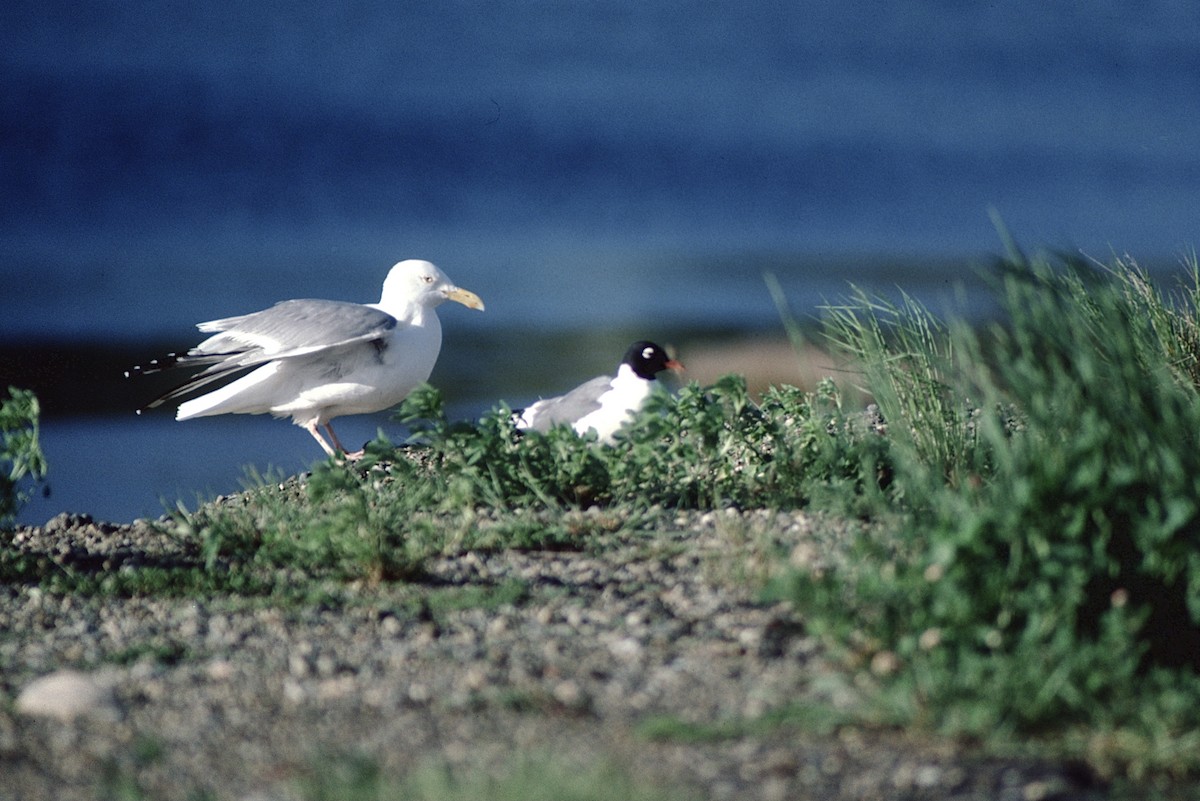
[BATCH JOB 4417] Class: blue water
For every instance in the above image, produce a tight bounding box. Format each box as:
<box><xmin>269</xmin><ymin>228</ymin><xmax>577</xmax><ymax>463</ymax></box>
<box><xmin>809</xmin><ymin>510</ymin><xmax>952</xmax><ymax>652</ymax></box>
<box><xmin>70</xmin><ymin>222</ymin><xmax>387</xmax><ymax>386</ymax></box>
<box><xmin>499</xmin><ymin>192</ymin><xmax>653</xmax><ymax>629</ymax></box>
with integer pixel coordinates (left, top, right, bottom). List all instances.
<box><xmin>4</xmin><ymin>1</ymin><xmax>1200</xmax><ymax>524</ymax></box>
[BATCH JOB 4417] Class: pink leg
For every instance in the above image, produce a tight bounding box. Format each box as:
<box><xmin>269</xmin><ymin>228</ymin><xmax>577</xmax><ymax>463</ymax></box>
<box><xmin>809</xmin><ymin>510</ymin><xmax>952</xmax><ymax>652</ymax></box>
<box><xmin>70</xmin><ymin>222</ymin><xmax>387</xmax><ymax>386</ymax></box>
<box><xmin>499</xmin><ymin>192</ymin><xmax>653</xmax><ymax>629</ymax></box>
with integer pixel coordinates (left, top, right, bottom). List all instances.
<box><xmin>302</xmin><ymin>420</ymin><xmax>338</xmax><ymax>458</ymax></box>
<box><xmin>324</xmin><ymin>422</ymin><xmax>364</xmax><ymax>460</ymax></box>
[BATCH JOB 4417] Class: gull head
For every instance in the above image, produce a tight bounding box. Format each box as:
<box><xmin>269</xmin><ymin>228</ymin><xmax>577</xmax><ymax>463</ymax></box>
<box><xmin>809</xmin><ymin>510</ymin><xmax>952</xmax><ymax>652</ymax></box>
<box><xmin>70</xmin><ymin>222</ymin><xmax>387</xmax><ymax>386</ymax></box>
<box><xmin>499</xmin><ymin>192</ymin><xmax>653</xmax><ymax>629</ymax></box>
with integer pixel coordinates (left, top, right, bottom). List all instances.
<box><xmin>380</xmin><ymin>259</ymin><xmax>485</xmax><ymax>313</ymax></box>
<box><xmin>622</xmin><ymin>340</ymin><xmax>683</xmax><ymax>380</ymax></box>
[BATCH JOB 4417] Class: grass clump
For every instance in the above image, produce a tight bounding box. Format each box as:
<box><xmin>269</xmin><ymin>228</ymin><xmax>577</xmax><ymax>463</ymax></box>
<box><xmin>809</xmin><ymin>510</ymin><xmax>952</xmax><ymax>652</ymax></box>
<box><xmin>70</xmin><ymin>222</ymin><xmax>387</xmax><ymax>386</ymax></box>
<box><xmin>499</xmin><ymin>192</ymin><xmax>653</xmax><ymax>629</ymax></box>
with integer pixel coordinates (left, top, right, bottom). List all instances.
<box><xmin>612</xmin><ymin>375</ymin><xmax>887</xmax><ymax>510</ymax></box>
<box><xmin>298</xmin><ymin>751</ymin><xmax>679</xmax><ymax>801</ymax></box>
<box><xmin>171</xmin><ymin>462</ymin><xmax>437</xmax><ymax>588</ymax></box>
<box><xmin>781</xmin><ymin>253</ymin><xmax>1200</xmax><ymax>786</ymax></box>
<box><xmin>395</xmin><ymin>386</ymin><xmax>614</xmax><ymax>509</ymax></box>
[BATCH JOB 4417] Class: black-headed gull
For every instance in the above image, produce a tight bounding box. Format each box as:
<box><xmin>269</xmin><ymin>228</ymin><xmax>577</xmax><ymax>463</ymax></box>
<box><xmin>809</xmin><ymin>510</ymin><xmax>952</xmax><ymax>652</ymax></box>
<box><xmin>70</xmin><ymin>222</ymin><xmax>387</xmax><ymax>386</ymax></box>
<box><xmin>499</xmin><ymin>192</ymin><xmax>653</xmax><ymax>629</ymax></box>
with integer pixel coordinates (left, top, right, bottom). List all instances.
<box><xmin>515</xmin><ymin>340</ymin><xmax>682</xmax><ymax>444</ymax></box>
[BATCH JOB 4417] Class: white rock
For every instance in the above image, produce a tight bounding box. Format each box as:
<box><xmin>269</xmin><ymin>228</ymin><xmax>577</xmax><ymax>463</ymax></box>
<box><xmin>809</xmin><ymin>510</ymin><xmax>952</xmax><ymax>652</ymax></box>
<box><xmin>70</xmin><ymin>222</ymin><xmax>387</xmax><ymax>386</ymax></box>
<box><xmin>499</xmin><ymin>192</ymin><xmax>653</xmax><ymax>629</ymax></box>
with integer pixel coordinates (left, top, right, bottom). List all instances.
<box><xmin>15</xmin><ymin>670</ymin><xmax>115</xmax><ymax>721</ymax></box>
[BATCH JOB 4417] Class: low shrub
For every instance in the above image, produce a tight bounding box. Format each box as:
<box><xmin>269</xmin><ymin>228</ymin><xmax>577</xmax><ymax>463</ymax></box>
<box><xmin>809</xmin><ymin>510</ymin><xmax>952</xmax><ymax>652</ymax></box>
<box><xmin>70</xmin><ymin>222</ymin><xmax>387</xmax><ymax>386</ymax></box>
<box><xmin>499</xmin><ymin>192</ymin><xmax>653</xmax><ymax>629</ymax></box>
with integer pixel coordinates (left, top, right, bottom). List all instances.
<box><xmin>393</xmin><ymin>374</ymin><xmax>889</xmax><ymax>514</ymax></box>
<box><xmin>784</xmin><ymin>254</ymin><xmax>1200</xmax><ymax>782</ymax></box>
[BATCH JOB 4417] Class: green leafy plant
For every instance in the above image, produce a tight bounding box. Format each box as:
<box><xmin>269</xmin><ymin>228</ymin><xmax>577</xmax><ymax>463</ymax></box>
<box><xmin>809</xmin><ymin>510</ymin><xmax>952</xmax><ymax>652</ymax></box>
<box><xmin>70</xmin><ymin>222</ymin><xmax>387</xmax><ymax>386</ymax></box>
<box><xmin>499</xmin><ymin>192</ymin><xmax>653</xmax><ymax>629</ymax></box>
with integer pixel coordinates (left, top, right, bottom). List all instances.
<box><xmin>173</xmin><ymin>462</ymin><xmax>435</xmax><ymax>586</ymax></box>
<box><xmin>136</xmin><ymin>373</ymin><xmax>890</xmax><ymax>595</ymax></box>
<box><xmin>397</xmin><ymin>383</ymin><xmax>614</xmax><ymax>509</ymax></box>
<box><xmin>1</xmin><ymin>386</ymin><xmax>47</xmax><ymax>528</ymax></box>
<box><xmin>392</xmin><ymin>376</ymin><xmax>887</xmax><ymax>514</ymax></box>
<box><xmin>610</xmin><ymin>375</ymin><xmax>890</xmax><ymax>512</ymax></box>
<box><xmin>782</xmin><ymin>252</ymin><xmax>1200</xmax><ymax>785</ymax></box>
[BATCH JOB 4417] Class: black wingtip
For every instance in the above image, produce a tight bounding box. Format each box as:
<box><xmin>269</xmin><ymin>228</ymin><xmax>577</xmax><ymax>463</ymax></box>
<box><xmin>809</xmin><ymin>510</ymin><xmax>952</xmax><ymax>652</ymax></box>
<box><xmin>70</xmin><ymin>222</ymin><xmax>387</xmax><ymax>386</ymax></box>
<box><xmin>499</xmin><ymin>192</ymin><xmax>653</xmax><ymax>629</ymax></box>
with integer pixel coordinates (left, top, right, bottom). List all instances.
<box><xmin>126</xmin><ymin>353</ymin><xmax>183</xmax><ymax>378</ymax></box>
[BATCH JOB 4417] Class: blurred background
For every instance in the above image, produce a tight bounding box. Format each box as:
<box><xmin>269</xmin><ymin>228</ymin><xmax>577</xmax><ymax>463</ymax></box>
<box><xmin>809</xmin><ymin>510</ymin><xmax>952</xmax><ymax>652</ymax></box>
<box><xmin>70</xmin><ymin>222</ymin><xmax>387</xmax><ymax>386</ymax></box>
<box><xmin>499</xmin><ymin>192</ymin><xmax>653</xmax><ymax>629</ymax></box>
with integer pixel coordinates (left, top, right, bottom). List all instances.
<box><xmin>3</xmin><ymin>1</ymin><xmax>1198</xmax><ymax>524</ymax></box>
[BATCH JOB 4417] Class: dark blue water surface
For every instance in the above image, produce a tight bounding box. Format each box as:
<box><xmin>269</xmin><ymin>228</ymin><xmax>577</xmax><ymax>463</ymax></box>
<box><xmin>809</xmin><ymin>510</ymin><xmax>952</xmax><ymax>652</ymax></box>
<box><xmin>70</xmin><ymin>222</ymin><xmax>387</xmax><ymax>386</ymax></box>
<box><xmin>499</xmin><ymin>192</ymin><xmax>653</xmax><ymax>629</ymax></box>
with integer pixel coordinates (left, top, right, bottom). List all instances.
<box><xmin>4</xmin><ymin>2</ymin><xmax>1199</xmax><ymax>523</ymax></box>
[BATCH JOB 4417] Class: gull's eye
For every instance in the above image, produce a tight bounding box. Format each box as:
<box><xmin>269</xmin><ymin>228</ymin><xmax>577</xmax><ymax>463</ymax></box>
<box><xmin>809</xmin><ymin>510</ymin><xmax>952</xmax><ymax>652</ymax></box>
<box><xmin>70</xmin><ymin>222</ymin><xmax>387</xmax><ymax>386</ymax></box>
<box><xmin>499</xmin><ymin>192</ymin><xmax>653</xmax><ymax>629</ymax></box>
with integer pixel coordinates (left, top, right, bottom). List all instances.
<box><xmin>642</xmin><ymin>347</ymin><xmax>655</xmax><ymax>360</ymax></box>
<box><xmin>422</xmin><ymin>275</ymin><xmax>435</xmax><ymax>284</ymax></box>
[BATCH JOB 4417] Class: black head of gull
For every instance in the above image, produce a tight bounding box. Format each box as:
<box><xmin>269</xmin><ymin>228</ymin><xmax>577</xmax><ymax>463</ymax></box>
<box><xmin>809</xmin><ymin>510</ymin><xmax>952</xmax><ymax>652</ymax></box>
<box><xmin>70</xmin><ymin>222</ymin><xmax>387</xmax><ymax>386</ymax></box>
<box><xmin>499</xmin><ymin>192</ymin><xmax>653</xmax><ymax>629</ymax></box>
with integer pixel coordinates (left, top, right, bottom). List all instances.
<box><xmin>515</xmin><ymin>340</ymin><xmax>683</xmax><ymax>444</ymax></box>
<box><xmin>126</xmin><ymin>259</ymin><xmax>484</xmax><ymax>459</ymax></box>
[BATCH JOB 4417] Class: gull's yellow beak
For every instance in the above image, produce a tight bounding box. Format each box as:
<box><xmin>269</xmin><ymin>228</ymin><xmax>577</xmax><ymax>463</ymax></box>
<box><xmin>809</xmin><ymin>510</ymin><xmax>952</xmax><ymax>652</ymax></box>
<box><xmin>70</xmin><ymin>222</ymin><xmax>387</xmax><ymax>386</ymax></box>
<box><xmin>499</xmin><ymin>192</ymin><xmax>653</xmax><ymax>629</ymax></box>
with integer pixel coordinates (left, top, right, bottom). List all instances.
<box><xmin>445</xmin><ymin>287</ymin><xmax>485</xmax><ymax>311</ymax></box>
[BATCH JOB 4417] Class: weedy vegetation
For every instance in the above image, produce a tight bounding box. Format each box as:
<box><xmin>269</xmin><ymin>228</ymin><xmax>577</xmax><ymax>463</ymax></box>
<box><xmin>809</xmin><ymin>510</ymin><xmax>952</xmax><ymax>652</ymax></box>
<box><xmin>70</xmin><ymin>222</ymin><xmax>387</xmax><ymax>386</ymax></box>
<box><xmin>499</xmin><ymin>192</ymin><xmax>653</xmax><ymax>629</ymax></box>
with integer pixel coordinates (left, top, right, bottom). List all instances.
<box><xmin>778</xmin><ymin>252</ymin><xmax>1200</xmax><ymax>791</ymax></box>
<box><xmin>123</xmin><ymin>362</ymin><xmax>887</xmax><ymax>601</ymax></box>
<box><xmin>0</xmin><ymin>386</ymin><xmax>47</xmax><ymax>528</ymax></box>
<box><xmin>297</xmin><ymin>751</ymin><xmax>679</xmax><ymax>801</ymax></box>
<box><xmin>7</xmin><ymin>249</ymin><xmax>1200</xmax><ymax>797</ymax></box>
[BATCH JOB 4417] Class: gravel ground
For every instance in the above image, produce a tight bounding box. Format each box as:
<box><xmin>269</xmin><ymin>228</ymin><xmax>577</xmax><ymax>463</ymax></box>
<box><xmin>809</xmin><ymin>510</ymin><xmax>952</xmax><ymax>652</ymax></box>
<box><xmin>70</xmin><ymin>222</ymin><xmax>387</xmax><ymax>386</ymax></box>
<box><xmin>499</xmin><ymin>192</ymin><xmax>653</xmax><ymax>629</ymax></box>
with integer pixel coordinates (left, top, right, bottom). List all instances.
<box><xmin>1</xmin><ymin>508</ymin><xmax>1107</xmax><ymax>801</ymax></box>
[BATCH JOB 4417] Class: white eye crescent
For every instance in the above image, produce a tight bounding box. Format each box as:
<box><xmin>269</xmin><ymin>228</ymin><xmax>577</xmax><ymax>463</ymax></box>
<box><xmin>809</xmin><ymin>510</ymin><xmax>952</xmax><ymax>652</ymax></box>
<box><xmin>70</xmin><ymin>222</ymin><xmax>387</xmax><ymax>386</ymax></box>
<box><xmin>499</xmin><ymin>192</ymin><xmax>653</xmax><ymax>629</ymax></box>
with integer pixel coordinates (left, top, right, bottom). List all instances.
<box><xmin>642</xmin><ymin>347</ymin><xmax>654</xmax><ymax>360</ymax></box>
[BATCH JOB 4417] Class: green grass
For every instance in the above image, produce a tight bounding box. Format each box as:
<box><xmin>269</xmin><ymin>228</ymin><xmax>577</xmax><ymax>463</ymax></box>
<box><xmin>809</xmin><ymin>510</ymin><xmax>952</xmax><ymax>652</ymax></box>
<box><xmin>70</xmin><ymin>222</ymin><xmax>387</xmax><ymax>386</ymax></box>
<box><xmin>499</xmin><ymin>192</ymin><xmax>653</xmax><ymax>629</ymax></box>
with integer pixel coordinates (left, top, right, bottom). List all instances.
<box><xmin>780</xmin><ymin>251</ymin><xmax>1200</xmax><ymax>789</ymax></box>
<box><xmin>298</xmin><ymin>752</ymin><xmax>680</xmax><ymax>801</ymax></box>
<box><xmin>637</xmin><ymin>701</ymin><xmax>859</xmax><ymax>743</ymax></box>
<box><xmin>423</xmin><ymin>576</ymin><xmax>531</xmax><ymax>614</ymax></box>
<box><xmin>95</xmin><ymin>740</ymin><xmax>678</xmax><ymax>801</ymax></box>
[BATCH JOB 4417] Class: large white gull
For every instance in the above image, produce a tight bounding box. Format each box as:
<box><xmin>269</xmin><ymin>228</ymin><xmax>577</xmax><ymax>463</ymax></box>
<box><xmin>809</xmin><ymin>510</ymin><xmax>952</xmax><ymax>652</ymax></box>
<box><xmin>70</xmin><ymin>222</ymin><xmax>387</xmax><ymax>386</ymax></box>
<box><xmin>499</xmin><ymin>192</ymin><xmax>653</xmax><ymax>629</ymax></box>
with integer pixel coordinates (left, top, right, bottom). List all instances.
<box><xmin>515</xmin><ymin>340</ymin><xmax>683</xmax><ymax>444</ymax></box>
<box><xmin>129</xmin><ymin>259</ymin><xmax>484</xmax><ymax>457</ymax></box>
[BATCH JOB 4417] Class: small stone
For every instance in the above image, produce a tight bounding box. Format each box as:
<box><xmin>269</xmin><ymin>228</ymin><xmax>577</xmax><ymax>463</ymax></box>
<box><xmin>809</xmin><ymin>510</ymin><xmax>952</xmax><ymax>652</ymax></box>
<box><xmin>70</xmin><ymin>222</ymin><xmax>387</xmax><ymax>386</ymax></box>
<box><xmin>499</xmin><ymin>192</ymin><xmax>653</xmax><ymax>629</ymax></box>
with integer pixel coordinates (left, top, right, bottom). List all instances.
<box><xmin>552</xmin><ymin>680</ymin><xmax>583</xmax><ymax>707</ymax></box>
<box><xmin>870</xmin><ymin>650</ymin><xmax>900</xmax><ymax>676</ymax></box>
<box><xmin>608</xmin><ymin>637</ymin><xmax>642</xmax><ymax>659</ymax></box>
<box><xmin>761</xmin><ymin>777</ymin><xmax>789</xmax><ymax>801</ymax></box>
<box><xmin>915</xmin><ymin>764</ymin><xmax>942</xmax><ymax>788</ymax></box>
<box><xmin>918</xmin><ymin>628</ymin><xmax>942</xmax><ymax>650</ymax></box>
<box><xmin>15</xmin><ymin>670</ymin><xmax>115</xmax><ymax>721</ymax></box>
<box><xmin>288</xmin><ymin>654</ymin><xmax>310</xmax><ymax>677</ymax></box>
<box><xmin>206</xmin><ymin>659</ymin><xmax>235</xmax><ymax>681</ymax></box>
<box><xmin>1023</xmin><ymin>780</ymin><xmax>1050</xmax><ymax>801</ymax></box>
<box><xmin>282</xmin><ymin>678</ymin><xmax>305</xmax><ymax>704</ymax></box>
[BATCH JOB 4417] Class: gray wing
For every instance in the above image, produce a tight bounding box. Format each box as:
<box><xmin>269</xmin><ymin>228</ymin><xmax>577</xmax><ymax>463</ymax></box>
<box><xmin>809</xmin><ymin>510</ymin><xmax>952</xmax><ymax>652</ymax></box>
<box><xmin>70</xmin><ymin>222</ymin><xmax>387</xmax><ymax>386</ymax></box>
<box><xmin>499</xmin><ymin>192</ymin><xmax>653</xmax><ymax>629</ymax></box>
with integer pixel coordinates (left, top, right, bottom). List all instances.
<box><xmin>195</xmin><ymin>299</ymin><xmax>396</xmax><ymax>357</ymax></box>
<box><xmin>518</xmin><ymin>375</ymin><xmax>613</xmax><ymax>432</ymax></box>
<box><xmin>134</xmin><ymin>299</ymin><xmax>397</xmax><ymax>409</ymax></box>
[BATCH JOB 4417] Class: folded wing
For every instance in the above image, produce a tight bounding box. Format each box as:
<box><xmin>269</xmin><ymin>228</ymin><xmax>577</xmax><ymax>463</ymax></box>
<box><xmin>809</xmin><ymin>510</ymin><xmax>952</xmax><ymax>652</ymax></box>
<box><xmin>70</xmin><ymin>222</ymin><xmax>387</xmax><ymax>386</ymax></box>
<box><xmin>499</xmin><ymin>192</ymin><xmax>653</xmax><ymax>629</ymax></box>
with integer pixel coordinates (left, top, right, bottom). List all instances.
<box><xmin>516</xmin><ymin>375</ymin><xmax>613</xmax><ymax>432</ymax></box>
<box><xmin>135</xmin><ymin>299</ymin><xmax>398</xmax><ymax>410</ymax></box>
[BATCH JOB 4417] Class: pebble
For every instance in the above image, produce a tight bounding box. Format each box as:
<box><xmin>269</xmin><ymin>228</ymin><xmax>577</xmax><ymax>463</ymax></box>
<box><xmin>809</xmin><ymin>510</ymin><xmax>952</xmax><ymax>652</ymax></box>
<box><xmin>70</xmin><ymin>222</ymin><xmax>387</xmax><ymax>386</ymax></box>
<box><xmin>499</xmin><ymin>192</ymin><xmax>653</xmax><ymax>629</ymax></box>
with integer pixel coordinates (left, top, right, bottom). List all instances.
<box><xmin>0</xmin><ymin>506</ymin><xmax>1108</xmax><ymax>801</ymax></box>
<box><xmin>15</xmin><ymin>669</ymin><xmax>116</xmax><ymax>722</ymax></box>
